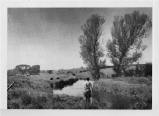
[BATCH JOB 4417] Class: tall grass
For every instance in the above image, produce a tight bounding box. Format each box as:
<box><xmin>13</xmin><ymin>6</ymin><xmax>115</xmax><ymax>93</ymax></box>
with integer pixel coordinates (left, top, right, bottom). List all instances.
<box><xmin>8</xmin><ymin>75</ymin><xmax>85</xmax><ymax>109</ymax></box>
<box><xmin>8</xmin><ymin>88</ymin><xmax>85</xmax><ymax>109</ymax></box>
<box><xmin>92</xmin><ymin>78</ymin><xmax>152</xmax><ymax>109</ymax></box>
<box><xmin>8</xmin><ymin>73</ymin><xmax>152</xmax><ymax>109</ymax></box>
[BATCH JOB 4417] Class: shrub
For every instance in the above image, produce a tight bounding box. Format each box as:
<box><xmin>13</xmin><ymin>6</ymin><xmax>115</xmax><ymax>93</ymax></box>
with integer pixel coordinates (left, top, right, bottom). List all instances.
<box><xmin>7</xmin><ymin>69</ymin><xmax>18</xmax><ymax>76</ymax></box>
<box><xmin>15</xmin><ymin>64</ymin><xmax>31</xmax><ymax>75</ymax></box>
<box><xmin>125</xmin><ymin>69</ymin><xmax>135</xmax><ymax>77</ymax></box>
<box><xmin>29</xmin><ymin>65</ymin><xmax>40</xmax><ymax>75</ymax></box>
<box><xmin>144</xmin><ymin>63</ymin><xmax>152</xmax><ymax>76</ymax></box>
<box><xmin>47</xmin><ymin>70</ymin><xmax>52</xmax><ymax>74</ymax></box>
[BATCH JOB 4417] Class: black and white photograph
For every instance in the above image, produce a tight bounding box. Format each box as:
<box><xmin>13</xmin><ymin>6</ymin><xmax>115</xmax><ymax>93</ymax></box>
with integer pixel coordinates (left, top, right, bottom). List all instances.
<box><xmin>7</xmin><ymin>7</ymin><xmax>152</xmax><ymax>109</ymax></box>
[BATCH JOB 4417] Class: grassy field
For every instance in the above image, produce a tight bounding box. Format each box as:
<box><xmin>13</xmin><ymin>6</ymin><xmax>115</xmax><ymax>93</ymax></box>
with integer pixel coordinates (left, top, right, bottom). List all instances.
<box><xmin>92</xmin><ymin>77</ymin><xmax>152</xmax><ymax>109</ymax></box>
<box><xmin>7</xmin><ymin>68</ymin><xmax>152</xmax><ymax>109</ymax></box>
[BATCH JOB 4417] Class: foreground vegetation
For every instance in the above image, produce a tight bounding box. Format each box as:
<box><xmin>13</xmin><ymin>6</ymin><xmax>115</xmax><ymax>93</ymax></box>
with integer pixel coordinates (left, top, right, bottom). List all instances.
<box><xmin>8</xmin><ymin>73</ymin><xmax>85</xmax><ymax>109</ymax></box>
<box><xmin>7</xmin><ymin>69</ymin><xmax>152</xmax><ymax>109</ymax></box>
<box><xmin>92</xmin><ymin>77</ymin><xmax>152</xmax><ymax>109</ymax></box>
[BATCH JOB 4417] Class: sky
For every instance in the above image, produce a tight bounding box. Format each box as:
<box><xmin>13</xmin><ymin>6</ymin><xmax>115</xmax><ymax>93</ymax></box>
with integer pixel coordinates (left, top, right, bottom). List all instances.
<box><xmin>7</xmin><ymin>8</ymin><xmax>152</xmax><ymax>70</ymax></box>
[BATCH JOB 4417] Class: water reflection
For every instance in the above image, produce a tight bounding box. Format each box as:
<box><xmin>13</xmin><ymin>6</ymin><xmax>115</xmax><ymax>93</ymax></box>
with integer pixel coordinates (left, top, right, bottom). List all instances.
<box><xmin>50</xmin><ymin>78</ymin><xmax>78</xmax><ymax>90</ymax></box>
<box><xmin>53</xmin><ymin>80</ymin><xmax>93</xmax><ymax>97</ymax></box>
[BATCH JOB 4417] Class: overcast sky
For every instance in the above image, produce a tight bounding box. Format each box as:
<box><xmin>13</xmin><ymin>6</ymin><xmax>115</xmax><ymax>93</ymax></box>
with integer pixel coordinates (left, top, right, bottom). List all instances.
<box><xmin>7</xmin><ymin>8</ymin><xmax>152</xmax><ymax>70</ymax></box>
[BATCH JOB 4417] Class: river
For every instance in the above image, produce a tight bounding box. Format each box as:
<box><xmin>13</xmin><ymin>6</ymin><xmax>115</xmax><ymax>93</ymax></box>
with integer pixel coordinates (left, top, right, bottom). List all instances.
<box><xmin>53</xmin><ymin>80</ymin><xmax>93</xmax><ymax>97</ymax></box>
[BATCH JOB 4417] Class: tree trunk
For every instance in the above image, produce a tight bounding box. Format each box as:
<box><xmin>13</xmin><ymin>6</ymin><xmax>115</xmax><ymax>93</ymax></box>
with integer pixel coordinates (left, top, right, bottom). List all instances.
<box><xmin>96</xmin><ymin>67</ymin><xmax>100</xmax><ymax>80</ymax></box>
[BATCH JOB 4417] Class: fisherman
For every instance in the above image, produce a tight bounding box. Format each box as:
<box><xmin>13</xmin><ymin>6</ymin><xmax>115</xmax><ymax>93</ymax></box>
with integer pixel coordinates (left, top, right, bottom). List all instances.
<box><xmin>84</xmin><ymin>77</ymin><xmax>93</xmax><ymax>108</ymax></box>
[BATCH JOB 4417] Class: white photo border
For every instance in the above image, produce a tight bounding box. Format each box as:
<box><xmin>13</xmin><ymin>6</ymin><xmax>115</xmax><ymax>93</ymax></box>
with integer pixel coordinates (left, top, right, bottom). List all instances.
<box><xmin>1</xmin><ymin>0</ymin><xmax>159</xmax><ymax>116</ymax></box>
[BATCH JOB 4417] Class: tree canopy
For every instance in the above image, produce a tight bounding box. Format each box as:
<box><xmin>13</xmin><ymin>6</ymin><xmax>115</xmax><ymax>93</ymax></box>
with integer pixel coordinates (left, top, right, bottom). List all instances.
<box><xmin>107</xmin><ymin>11</ymin><xmax>152</xmax><ymax>74</ymax></box>
<box><xmin>79</xmin><ymin>14</ymin><xmax>105</xmax><ymax>80</ymax></box>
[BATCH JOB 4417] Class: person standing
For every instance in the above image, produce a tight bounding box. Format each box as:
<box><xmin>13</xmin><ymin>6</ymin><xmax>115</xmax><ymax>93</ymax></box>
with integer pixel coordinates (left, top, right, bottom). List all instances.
<box><xmin>84</xmin><ymin>77</ymin><xmax>93</xmax><ymax>108</ymax></box>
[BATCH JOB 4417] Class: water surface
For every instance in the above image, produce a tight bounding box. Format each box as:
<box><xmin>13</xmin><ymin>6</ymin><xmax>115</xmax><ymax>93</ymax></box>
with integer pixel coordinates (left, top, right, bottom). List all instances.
<box><xmin>53</xmin><ymin>80</ymin><xmax>93</xmax><ymax>97</ymax></box>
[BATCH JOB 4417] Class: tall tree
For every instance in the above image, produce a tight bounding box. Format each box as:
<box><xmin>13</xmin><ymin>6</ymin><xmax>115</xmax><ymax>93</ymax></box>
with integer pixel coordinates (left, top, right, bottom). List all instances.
<box><xmin>79</xmin><ymin>14</ymin><xmax>105</xmax><ymax>80</ymax></box>
<box><xmin>107</xmin><ymin>11</ymin><xmax>152</xmax><ymax>75</ymax></box>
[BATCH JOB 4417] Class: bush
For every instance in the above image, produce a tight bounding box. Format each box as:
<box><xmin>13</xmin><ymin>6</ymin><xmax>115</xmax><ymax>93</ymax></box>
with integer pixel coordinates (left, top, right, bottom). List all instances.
<box><xmin>29</xmin><ymin>65</ymin><xmax>40</xmax><ymax>75</ymax></box>
<box><xmin>15</xmin><ymin>64</ymin><xmax>31</xmax><ymax>75</ymax></box>
<box><xmin>124</xmin><ymin>63</ymin><xmax>152</xmax><ymax>77</ymax></box>
<box><xmin>144</xmin><ymin>63</ymin><xmax>152</xmax><ymax>76</ymax></box>
<box><xmin>47</xmin><ymin>70</ymin><xmax>52</xmax><ymax>74</ymax></box>
<box><xmin>125</xmin><ymin>69</ymin><xmax>135</xmax><ymax>77</ymax></box>
<box><xmin>7</xmin><ymin>69</ymin><xmax>18</xmax><ymax>76</ymax></box>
